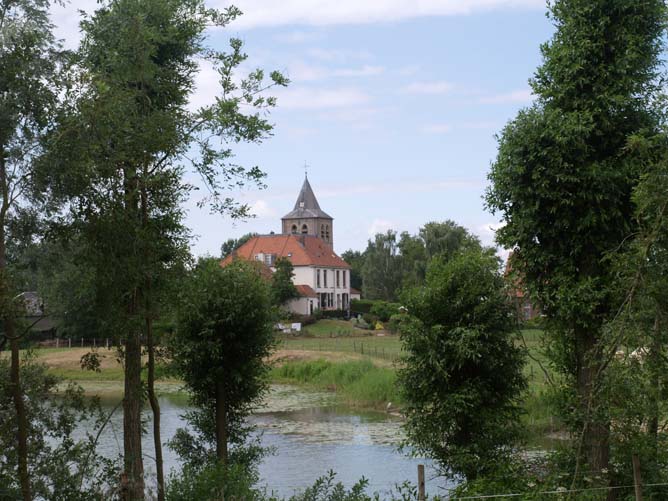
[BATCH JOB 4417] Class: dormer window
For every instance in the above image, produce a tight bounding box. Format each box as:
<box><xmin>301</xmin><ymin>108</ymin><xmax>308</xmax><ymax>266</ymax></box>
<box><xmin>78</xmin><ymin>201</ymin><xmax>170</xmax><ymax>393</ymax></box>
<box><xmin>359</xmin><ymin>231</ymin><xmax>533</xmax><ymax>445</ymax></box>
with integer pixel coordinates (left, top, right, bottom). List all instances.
<box><xmin>299</xmin><ymin>201</ymin><xmax>305</xmax><ymax>208</ymax></box>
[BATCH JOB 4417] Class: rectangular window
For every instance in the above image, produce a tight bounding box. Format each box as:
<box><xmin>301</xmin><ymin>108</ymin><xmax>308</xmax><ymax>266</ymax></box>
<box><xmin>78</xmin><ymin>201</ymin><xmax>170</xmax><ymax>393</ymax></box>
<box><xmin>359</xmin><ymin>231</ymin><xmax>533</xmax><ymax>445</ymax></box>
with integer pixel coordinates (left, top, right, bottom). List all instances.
<box><xmin>336</xmin><ymin>270</ymin><xmax>340</xmax><ymax>287</ymax></box>
<box><xmin>343</xmin><ymin>271</ymin><xmax>347</xmax><ymax>288</ymax></box>
<box><xmin>317</xmin><ymin>269</ymin><xmax>321</xmax><ymax>288</ymax></box>
<box><xmin>324</xmin><ymin>269</ymin><xmax>328</xmax><ymax>288</ymax></box>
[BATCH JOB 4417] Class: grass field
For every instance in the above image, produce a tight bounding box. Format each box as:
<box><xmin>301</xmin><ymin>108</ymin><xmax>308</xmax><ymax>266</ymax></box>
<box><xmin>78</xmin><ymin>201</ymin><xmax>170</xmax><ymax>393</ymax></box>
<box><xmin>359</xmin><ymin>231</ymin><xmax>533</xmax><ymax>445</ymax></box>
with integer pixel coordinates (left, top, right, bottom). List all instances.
<box><xmin>10</xmin><ymin>322</ymin><xmax>559</xmax><ymax>433</ymax></box>
<box><xmin>279</xmin><ymin>334</ymin><xmax>403</xmax><ymax>362</ymax></box>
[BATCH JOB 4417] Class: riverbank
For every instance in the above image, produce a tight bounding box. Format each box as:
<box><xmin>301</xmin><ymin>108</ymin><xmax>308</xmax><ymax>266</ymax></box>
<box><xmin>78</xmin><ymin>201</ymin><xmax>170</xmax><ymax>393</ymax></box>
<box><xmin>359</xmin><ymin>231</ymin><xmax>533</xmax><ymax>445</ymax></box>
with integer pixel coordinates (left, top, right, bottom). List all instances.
<box><xmin>15</xmin><ymin>328</ymin><xmax>561</xmax><ymax>439</ymax></box>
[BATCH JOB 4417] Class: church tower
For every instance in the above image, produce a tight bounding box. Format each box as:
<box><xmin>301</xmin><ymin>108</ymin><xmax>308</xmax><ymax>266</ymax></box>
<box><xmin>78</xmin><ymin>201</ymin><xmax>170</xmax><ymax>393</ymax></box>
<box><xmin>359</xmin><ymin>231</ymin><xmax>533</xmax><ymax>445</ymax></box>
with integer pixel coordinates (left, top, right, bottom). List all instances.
<box><xmin>281</xmin><ymin>176</ymin><xmax>334</xmax><ymax>248</ymax></box>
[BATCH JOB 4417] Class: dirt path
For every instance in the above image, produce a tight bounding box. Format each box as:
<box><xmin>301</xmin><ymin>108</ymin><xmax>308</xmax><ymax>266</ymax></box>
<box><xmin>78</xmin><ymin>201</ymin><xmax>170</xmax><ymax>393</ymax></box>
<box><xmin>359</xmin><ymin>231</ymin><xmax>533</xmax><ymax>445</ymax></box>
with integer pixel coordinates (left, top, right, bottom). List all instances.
<box><xmin>25</xmin><ymin>347</ymin><xmax>395</xmax><ymax>372</ymax></box>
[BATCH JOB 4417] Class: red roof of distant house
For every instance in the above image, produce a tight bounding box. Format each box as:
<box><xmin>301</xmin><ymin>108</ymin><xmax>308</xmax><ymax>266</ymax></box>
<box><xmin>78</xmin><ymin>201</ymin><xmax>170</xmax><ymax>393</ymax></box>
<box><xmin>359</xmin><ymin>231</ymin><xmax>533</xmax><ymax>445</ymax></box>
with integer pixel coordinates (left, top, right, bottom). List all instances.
<box><xmin>350</xmin><ymin>287</ymin><xmax>361</xmax><ymax>295</ymax></box>
<box><xmin>221</xmin><ymin>234</ymin><xmax>350</xmax><ymax>269</ymax></box>
<box><xmin>295</xmin><ymin>284</ymin><xmax>317</xmax><ymax>298</ymax></box>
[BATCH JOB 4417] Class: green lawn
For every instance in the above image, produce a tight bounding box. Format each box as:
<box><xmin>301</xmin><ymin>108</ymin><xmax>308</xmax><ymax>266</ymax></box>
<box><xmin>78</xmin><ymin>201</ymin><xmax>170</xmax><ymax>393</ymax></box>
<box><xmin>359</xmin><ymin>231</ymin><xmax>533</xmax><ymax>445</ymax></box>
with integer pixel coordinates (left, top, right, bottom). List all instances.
<box><xmin>300</xmin><ymin>319</ymin><xmax>357</xmax><ymax>337</ymax></box>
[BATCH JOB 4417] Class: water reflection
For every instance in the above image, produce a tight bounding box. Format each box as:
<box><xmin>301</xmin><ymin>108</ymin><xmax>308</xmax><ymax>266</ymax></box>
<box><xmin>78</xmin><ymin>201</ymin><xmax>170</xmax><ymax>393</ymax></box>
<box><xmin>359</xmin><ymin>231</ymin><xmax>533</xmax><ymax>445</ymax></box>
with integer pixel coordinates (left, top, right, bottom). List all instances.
<box><xmin>86</xmin><ymin>385</ymin><xmax>451</xmax><ymax>498</ymax></box>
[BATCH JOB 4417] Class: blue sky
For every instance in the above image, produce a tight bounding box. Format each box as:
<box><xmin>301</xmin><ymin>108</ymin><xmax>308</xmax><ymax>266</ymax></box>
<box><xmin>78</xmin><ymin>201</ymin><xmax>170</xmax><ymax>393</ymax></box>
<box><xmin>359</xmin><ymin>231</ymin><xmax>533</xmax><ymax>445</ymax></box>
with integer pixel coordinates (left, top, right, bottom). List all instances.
<box><xmin>51</xmin><ymin>0</ymin><xmax>555</xmax><ymax>258</ymax></box>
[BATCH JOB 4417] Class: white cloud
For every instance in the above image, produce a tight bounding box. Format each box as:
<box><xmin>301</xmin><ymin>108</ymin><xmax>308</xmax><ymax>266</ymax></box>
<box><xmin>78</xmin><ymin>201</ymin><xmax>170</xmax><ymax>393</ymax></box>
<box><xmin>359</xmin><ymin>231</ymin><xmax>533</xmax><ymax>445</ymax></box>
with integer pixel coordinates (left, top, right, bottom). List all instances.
<box><xmin>222</xmin><ymin>0</ymin><xmax>546</xmax><ymax>29</ymax></box>
<box><xmin>368</xmin><ymin>219</ymin><xmax>395</xmax><ymax>236</ymax></box>
<box><xmin>478</xmin><ymin>89</ymin><xmax>533</xmax><ymax>104</ymax></box>
<box><xmin>250</xmin><ymin>199</ymin><xmax>277</xmax><ymax>218</ymax></box>
<box><xmin>287</xmin><ymin>61</ymin><xmax>384</xmax><ymax>82</ymax></box>
<box><xmin>50</xmin><ymin>1</ymin><xmax>94</xmax><ymax>49</ymax></box>
<box><xmin>275</xmin><ymin>30</ymin><xmax>323</xmax><ymax>44</ymax></box>
<box><xmin>189</xmin><ymin>59</ymin><xmax>220</xmax><ymax>111</ymax></box>
<box><xmin>402</xmin><ymin>81</ymin><xmax>455</xmax><ymax>95</ymax></box>
<box><xmin>275</xmin><ymin>86</ymin><xmax>370</xmax><ymax>110</ymax></box>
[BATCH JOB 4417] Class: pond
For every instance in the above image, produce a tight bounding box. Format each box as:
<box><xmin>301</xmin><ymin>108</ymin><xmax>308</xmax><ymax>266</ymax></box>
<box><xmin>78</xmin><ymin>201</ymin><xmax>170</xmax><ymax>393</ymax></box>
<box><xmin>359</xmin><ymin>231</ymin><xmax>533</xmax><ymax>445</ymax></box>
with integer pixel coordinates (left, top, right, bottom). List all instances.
<box><xmin>89</xmin><ymin>384</ymin><xmax>453</xmax><ymax>498</ymax></box>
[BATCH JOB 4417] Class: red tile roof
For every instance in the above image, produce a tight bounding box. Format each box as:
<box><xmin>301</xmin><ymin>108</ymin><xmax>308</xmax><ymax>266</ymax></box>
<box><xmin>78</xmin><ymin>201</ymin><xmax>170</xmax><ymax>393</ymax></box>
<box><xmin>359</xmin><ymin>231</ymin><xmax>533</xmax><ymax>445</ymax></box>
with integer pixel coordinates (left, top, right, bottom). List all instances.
<box><xmin>350</xmin><ymin>287</ymin><xmax>361</xmax><ymax>295</ymax></box>
<box><xmin>221</xmin><ymin>234</ymin><xmax>350</xmax><ymax>269</ymax></box>
<box><xmin>295</xmin><ymin>284</ymin><xmax>317</xmax><ymax>298</ymax></box>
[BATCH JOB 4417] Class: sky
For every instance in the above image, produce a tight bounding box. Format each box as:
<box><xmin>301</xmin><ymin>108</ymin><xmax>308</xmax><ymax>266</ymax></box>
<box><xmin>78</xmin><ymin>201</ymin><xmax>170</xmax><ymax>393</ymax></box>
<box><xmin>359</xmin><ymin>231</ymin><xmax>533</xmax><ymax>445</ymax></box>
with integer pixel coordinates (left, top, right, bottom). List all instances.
<box><xmin>49</xmin><ymin>0</ymin><xmax>555</xmax><ymax>258</ymax></box>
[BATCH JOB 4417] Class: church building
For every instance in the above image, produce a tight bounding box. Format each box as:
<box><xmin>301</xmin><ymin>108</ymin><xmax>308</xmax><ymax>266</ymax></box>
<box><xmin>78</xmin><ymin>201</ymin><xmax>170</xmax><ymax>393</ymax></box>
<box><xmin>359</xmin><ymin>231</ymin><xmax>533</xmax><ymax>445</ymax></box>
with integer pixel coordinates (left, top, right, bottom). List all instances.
<box><xmin>221</xmin><ymin>176</ymin><xmax>358</xmax><ymax>315</ymax></box>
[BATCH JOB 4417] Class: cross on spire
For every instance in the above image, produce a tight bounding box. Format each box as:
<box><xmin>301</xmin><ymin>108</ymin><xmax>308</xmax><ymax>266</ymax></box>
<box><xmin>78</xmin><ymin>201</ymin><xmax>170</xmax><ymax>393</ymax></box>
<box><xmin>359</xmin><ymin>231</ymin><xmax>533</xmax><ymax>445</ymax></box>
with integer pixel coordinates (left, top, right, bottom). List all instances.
<box><xmin>303</xmin><ymin>161</ymin><xmax>309</xmax><ymax>179</ymax></box>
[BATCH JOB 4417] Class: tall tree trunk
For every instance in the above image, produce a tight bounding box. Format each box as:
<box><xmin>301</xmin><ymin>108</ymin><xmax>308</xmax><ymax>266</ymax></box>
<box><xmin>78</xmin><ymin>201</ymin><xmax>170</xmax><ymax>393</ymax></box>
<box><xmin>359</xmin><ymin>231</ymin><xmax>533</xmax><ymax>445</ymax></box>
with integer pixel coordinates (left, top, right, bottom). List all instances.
<box><xmin>1</xmin><ymin>152</ymin><xmax>31</xmax><ymax>500</ymax></box>
<box><xmin>648</xmin><ymin>313</ymin><xmax>661</xmax><ymax>452</ymax></box>
<box><xmin>575</xmin><ymin>328</ymin><xmax>610</xmax><ymax>475</ymax></box>
<box><xmin>215</xmin><ymin>382</ymin><xmax>228</xmax><ymax>465</ymax></box>
<box><xmin>123</xmin><ymin>325</ymin><xmax>144</xmax><ymax>501</ymax></box>
<box><xmin>146</xmin><ymin>313</ymin><xmax>164</xmax><ymax>501</ymax></box>
<box><xmin>142</xmin><ymin>184</ymin><xmax>164</xmax><ymax>501</ymax></box>
<box><xmin>122</xmin><ymin>169</ymin><xmax>144</xmax><ymax>501</ymax></box>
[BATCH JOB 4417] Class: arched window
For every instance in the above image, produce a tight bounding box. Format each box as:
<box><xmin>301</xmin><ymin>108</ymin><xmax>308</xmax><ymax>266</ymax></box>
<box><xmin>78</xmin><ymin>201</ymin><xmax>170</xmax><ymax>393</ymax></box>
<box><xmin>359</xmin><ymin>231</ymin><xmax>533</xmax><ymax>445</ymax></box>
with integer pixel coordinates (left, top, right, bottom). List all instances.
<box><xmin>325</xmin><ymin>225</ymin><xmax>330</xmax><ymax>241</ymax></box>
<box><xmin>301</xmin><ymin>224</ymin><xmax>308</xmax><ymax>234</ymax></box>
<box><xmin>320</xmin><ymin>224</ymin><xmax>325</xmax><ymax>239</ymax></box>
<box><xmin>291</xmin><ymin>224</ymin><xmax>297</xmax><ymax>234</ymax></box>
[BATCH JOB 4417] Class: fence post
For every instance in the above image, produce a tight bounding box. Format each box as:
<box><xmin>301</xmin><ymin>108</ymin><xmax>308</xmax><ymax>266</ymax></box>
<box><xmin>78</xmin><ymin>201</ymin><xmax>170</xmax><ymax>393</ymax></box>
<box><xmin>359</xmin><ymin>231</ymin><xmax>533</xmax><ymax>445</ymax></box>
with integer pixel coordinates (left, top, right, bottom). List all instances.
<box><xmin>361</xmin><ymin>343</ymin><xmax>364</xmax><ymax>355</ymax></box>
<box><xmin>417</xmin><ymin>464</ymin><xmax>425</xmax><ymax>501</ymax></box>
<box><xmin>93</xmin><ymin>338</ymin><xmax>96</xmax><ymax>348</ymax></box>
<box><xmin>106</xmin><ymin>338</ymin><xmax>109</xmax><ymax>349</ymax></box>
<box><xmin>81</xmin><ymin>338</ymin><xmax>83</xmax><ymax>348</ymax></box>
<box><xmin>56</xmin><ymin>338</ymin><xmax>59</xmax><ymax>349</ymax></box>
<box><xmin>632</xmin><ymin>454</ymin><xmax>643</xmax><ymax>501</ymax></box>
<box><xmin>68</xmin><ymin>338</ymin><xmax>71</xmax><ymax>349</ymax></box>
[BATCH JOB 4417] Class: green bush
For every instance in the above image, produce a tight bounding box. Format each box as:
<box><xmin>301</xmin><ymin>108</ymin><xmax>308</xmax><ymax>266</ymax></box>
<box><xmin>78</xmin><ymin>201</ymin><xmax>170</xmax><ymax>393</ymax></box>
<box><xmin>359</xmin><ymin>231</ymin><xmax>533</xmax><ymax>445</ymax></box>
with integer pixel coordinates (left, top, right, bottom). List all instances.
<box><xmin>167</xmin><ymin>463</ymin><xmax>264</xmax><ymax>501</ymax></box>
<box><xmin>362</xmin><ymin>313</ymin><xmax>379</xmax><ymax>326</ymax></box>
<box><xmin>386</xmin><ymin>313</ymin><xmax>406</xmax><ymax>334</ymax></box>
<box><xmin>350</xmin><ymin>299</ymin><xmax>374</xmax><ymax>314</ymax></box>
<box><xmin>369</xmin><ymin>301</ymin><xmax>400</xmax><ymax>322</ymax></box>
<box><xmin>522</xmin><ymin>316</ymin><xmax>544</xmax><ymax>329</ymax></box>
<box><xmin>320</xmin><ymin>309</ymin><xmax>346</xmax><ymax>319</ymax></box>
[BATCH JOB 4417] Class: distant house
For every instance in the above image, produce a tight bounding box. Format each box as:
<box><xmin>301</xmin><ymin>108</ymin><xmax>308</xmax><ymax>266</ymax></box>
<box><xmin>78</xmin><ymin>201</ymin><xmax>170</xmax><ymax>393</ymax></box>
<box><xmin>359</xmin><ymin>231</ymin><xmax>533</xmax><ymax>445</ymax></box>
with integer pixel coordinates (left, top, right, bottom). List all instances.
<box><xmin>221</xmin><ymin>176</ymin><xmax>353</xmax><ymax>315</ymax></box>
<box><xmin>504</xmin><ymin>255</ymin><xmax>541</xmax><ymax>322</ymax></box>
<box><xmin>17</xmin><ymin>292</ymin><xmax>58</xmax><ymax>339</ymax></box>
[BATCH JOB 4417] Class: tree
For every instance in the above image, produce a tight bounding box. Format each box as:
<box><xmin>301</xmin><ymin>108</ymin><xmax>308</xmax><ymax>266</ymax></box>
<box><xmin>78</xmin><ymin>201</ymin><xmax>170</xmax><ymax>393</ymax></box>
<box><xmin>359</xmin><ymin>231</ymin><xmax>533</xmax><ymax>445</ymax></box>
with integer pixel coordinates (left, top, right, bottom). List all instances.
<box><xmin>0</xmin><ymin>356</ymin><xmax>117</xmax><ymax>500</ymax></box>
<box><xmin>361</xmin><ymin>230</ymin><xmax>404</xmax><ymax>301</ymax></box>
<box><xmin>398</xmin><ymin>249</ymin><xmax>526</xmax><ymax>481</ymax></box>
<box><xmin>270</xmin><ymin>257</ymin><xmax>298</xmax><ymax>307</ymax></box>
<box><xmin>341</xmin><ymin>249</ymin><xmax>364</xmax><ymax>291</ymax></box>
<box><xmin>486</xmin><ymin>0</ymin><xmax>666</xmax><ymax>477</ymax></box>
<box><xmin>419</xmin><ymin>220</ymin><xmax>482</xmax><ymax>262</ymax></box>
<box><xmin>221</xmin><ymin>232</ymin><xmax>258</xmax><ymax>259</ymax></box>
<box><xmin>41</xmin><ymin>2</ymin><xmax>287</xmax><ymax>497</ymax></box>
<box><xmin>0</xmin><ymin>1</ymin><xmax>65</xmax><ymax>498</ymax></box>
<box><xmin>170</xmin><ymin>259</ymin><xmax>275</xmax><ymax>468</ymax></box>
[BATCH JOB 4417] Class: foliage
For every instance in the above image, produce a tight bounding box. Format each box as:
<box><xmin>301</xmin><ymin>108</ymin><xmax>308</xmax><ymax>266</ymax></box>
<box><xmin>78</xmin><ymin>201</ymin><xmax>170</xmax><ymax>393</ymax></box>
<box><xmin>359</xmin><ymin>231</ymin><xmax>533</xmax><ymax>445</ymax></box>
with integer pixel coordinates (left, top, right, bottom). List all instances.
<box><xmin>0</xmin><ymin>355</ymin><xmax>118</xmax><ymax>500</ymax></box>
<box><xmin>369</xmin><ymin>301</ymin><xmax>400</xmax><ymax>322</ymax></box>
<box><xmin>350</xmin><ymin>299</ymin><xmax>374</xmax><ymax>315</ymax></box>
<box><xmin>486</xmin><ymin>0</ymin><xmax>667</xmax><ymax>476</ymax></box>
<box><xmin>361</xmin><ymin>231</ymin><xmax>403</xmax><ymax>301</ymax></box>
<box><xmin>398</xmin><ymin>249</ymin><xmax>526</xmax><ymax>480</ymax></box>
<box><xmin>341</xmin><ymin>249</ymin><xmax>364</xmax><ymax>291</ymax></box>
<box><xmin>271</xmin><ymin>257</ymin><xmax>299</xmax><ymax>306</ymax></box>
<box><xmin>359</xmin><ymin>222</ymin><xmax>490</xmax><ymax>301</ymax></box>
<box><xmin>170</xmin><ymin>259</ymin><xmax>275</xmax><ymax>466</ymax></box>
<box><xmin>272</xmin><ymin>359</ymin><xmax>400</xmax><ymax>407</ymax></box>
<box><xmin>166</xmin><ymin>460</ymin><xmax>266</xmax><ymax>501</ymax></box>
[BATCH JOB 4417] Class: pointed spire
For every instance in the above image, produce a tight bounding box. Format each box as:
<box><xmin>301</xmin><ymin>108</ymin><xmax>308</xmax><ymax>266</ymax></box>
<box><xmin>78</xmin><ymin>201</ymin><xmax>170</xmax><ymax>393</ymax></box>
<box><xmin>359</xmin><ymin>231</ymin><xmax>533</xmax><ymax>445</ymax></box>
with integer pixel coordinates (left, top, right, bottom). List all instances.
<box><xmin>282</xmin><ymin>176</ymin><xmax>332</xmax><ymax>220</ymax></box>
<box><xmin>293</xmin><ymin>177</ymin><xmax>322</xmax><ymax>211</ymax></box>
